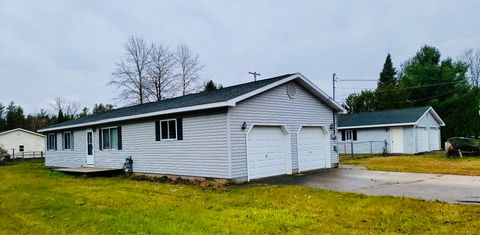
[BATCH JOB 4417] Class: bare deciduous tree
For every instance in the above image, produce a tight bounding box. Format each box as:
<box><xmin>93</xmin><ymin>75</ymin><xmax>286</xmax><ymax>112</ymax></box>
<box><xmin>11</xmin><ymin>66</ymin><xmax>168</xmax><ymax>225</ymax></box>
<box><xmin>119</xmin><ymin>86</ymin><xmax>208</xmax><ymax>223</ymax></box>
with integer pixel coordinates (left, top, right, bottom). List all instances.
<box><xmin>110</xmin><ymin>36</ymin><xmax>151</xmax><ymax>105</ymax></box>
<box><xmin>50</xmin><ymin>97</ymin><xmax>80</xmax><ymax>117</ymax></box>
<box><xmin>175</xmin><ymin>44</ymin><xmax>204</xmax><ymax>96</ymax></box>
<box><xmin>147</xmin><ymin>44</ymin><xmax>177</xmax><ymax>101</ymax></box>
<box><xmin>461</xmin><ymin>48</ymin><xmax>480</xmax><ymax>87</ymax></box>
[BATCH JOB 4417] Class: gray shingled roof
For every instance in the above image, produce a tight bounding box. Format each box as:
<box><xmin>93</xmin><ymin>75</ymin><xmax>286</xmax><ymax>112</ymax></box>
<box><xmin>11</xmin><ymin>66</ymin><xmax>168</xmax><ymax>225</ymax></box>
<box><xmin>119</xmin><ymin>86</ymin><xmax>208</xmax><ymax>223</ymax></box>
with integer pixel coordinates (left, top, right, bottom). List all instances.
<box><xmin>45</xmin><ymin>74</ymin><xmax>294</xmax><ymax>129</ymax></box>
<box><xmin>338</xmin><ymin>106</ymin><xmax>431</xmax><ymax>128</ymax></box>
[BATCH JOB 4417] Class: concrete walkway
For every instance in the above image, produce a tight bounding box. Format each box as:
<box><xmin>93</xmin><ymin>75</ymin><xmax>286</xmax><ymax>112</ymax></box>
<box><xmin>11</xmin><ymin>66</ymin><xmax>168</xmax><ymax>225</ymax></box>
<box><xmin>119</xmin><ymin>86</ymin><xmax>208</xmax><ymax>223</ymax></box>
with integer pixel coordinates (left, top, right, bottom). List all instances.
<box><xmin>255</xmin><ymin>166</ymin><xmax>480</xmax><ymax>204</ymax></box>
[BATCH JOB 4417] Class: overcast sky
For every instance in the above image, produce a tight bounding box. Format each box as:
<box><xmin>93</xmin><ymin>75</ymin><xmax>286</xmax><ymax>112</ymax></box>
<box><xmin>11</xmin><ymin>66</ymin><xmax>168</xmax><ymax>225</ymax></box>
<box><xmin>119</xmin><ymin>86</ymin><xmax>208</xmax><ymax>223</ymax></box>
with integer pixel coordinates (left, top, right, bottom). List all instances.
<box><xmin>1</xmin><ymin>0</ymin><xmax>479</xmax><ymax>113</ymax></box>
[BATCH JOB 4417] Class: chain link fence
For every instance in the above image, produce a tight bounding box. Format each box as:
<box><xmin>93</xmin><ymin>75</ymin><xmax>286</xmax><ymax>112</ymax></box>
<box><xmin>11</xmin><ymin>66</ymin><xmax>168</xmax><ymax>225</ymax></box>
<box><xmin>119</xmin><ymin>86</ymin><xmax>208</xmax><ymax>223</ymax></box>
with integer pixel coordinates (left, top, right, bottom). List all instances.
<box><xmin>338</xmin><ymin>140</ymin><xmax>388</xmax><ymax>156</ymax></box>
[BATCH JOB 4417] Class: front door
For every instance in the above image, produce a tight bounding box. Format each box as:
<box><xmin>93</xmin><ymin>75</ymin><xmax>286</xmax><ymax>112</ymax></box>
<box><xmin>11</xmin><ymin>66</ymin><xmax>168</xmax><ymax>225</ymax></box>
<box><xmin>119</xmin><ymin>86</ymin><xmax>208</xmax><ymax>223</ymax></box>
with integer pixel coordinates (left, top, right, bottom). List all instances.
<box><xmin>86</xmin><ymin>130</ymin><xmax>94</xmax><ymax>166</ymax></box>
<box><xmin>391</xmin><ymin>127</ymin><xmax>404</xmax><ymax>153</ymax></box>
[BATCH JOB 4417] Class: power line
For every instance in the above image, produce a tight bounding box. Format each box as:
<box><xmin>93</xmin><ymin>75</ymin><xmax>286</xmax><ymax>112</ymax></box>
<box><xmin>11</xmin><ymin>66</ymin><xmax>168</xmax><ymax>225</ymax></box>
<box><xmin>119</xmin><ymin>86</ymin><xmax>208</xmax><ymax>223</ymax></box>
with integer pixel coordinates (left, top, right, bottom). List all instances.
<box><xmin>336</xmin><ymin>80</ymin><xmax>467</xmax><ymax>93</ymax></box>
<box><xmin>376</xmin><ymin>85</ymin><xmax>466</xmax><ymax>104</ymax></box>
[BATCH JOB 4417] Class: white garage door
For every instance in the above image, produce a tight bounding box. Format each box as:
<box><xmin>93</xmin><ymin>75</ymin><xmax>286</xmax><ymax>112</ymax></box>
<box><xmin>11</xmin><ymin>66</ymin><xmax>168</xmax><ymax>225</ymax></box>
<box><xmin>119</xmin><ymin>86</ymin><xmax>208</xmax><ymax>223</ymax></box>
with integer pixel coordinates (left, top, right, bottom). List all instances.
<box><xmin>429</xmin><ymin>127</ymin><xmax>440</xmax><ymax>151</ymax></box>
<box><xmin>417</xmin><ymin>127</ymin><xmax>429</xmax><ymax>152</ymax></box>
<box><xmin>298</xmin><ymin>126</ymin><xmax>329</xmax><ymax>172</ymax></box>
<box><xmin>247</xmin><ymin>126</ymin><xmax>289</xmax><ymax>180</ymax></box>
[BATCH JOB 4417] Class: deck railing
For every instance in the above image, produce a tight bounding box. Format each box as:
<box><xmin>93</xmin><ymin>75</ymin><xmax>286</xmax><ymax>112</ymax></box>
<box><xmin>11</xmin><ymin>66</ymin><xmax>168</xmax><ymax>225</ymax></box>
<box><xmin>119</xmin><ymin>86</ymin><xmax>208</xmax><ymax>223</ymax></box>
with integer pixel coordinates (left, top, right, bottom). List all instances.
<box><xmin>0</xmin><ymin>151</ymin><xmax>44</xmax><ymax>165</ymax></box>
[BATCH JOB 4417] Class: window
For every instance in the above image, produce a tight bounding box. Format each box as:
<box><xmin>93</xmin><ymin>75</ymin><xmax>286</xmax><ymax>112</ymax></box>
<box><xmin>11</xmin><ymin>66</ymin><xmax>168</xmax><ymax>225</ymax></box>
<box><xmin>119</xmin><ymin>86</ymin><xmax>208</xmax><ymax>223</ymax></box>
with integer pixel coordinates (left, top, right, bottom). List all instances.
<box><xmin>341</xmin><ymin>130</ymin><xmax>357</xmax><ymax>141</ymax></box>
<box><xmin>161</xmin><ymin>119</ymin><xmax>177</xmax><ymax>140</ymax></box>
<box><xmin>47</xmin><ymin>133</ymin><xmax>56</xmax><ymax>150</ymax></box>
<box><xmin>102</xmin><ymin>127</ymin><xmax>118</xmax><ymax>149</ymax></box>
<box><xmin>19</xmin><ymin>145</ymin><xmax>24</xmax><ymax>152</ymax></box>
<box><xmin>63</xmin><ymin>132</ymin><xmax>72</xmax><ymax>150</ymax></box>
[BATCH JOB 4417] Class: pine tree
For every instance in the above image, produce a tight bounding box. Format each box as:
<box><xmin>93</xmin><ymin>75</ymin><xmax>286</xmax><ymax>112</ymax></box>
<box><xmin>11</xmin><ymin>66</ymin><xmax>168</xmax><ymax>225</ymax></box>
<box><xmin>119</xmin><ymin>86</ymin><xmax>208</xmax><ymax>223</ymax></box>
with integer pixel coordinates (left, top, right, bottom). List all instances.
<box><xmin>378</xmin><ymin>53</ymin><xmax>397</xmax><ymax>88</ymax></box>
<box><xmin>57</xmin><ymin>109</ymin><xmax>65</xmax><ymax>123</ymax></box>
<box><xmin>376</xmin><ymin>54</ymin><xmax>400</xmax><ymax>110</ymax></box>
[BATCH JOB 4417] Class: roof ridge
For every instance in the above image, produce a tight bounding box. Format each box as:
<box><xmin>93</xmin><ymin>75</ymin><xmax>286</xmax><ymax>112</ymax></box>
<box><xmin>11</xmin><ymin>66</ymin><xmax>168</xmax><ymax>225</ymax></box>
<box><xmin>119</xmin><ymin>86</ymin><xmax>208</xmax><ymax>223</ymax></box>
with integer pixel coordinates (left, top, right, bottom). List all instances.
<box><xmin>44</xmin><ymin>73</ymin><xmax>295</xmax><ymax>129</ymax></box>
<box><xmin>342</xmin><ymin>106</ymin><xmax>431</xmax><ymax>116</ymax></box>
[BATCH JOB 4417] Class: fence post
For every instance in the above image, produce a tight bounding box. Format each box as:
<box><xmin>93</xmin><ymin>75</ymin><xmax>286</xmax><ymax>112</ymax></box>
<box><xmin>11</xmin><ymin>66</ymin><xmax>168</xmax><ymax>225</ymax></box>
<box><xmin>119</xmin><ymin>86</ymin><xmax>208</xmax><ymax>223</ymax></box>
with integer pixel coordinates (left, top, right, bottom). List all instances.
<box><xmin>350</xmin><ymin>141</ymin><xmax>354</xmax><ymax>158</ymax></box>
<box><xmin>12</xmin><ymin>149</ymin><xmax>14</xmax><ymax>160</ymax></box>
<box><xmin>41</xmin><ymin>151</ymin><xmax>43</xmax><ymax>158</ymax></box>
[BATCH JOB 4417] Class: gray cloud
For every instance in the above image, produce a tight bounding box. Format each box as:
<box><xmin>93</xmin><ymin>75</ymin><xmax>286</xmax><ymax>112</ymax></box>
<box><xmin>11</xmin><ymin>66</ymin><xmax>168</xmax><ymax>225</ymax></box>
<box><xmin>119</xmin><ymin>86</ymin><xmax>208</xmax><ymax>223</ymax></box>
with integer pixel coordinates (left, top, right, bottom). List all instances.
<box><xmin>1</xmin><ymin>0</ymin><xmax>479</xmax><ymax>112</ymax></box>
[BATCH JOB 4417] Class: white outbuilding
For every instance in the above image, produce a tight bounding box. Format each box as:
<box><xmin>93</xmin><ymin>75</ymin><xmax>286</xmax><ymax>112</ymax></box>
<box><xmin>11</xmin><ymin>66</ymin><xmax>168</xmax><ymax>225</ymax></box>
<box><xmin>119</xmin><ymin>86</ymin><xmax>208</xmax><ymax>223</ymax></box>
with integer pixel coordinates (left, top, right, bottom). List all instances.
<box><xmin>337</xmin><ymin>106</ymin><xmax>445</xmax><ymax>154</ymax></box>
<box><xmin>0</xmin><ymin>128</ymin><xmax>45</xmax><ymax>157</ymax></box>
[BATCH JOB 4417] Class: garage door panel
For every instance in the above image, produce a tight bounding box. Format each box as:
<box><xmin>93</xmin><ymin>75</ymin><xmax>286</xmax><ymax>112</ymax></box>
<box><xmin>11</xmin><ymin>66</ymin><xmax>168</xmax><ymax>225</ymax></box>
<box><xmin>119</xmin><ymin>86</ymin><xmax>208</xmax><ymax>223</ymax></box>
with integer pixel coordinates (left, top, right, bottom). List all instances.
<box><xmin>247</xmin><ymin>126</ymin><xmax>289</xmax><ymax>180</ymax></box>
<box><xmin>298</xmin><ymin>127</ymin><xmax>329</xmax><ymax>172</ymax></box>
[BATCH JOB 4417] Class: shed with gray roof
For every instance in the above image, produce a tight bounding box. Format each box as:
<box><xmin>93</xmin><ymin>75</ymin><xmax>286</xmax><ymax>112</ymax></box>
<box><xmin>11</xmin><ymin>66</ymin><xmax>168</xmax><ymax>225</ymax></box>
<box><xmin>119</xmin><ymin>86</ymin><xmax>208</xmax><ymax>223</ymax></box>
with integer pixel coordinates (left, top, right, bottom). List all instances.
<box><xmin>39</xmin><ymin>73</ymin><xmax>345</xmax><ymax>182</ymax></box>
<box><xmin>337</xmin><ymin>106</ymin><xmax>445</xmax><ymax>154</ymax></box>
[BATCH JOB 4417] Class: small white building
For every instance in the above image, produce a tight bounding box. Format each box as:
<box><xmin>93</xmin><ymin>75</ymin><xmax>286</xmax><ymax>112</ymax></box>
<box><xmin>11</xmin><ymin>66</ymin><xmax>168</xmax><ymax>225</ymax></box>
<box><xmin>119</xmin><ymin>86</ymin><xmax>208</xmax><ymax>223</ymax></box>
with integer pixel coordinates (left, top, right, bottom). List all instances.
<box><xmin>337</xmin><ymin>106</ymin><xmax>445</xmax><ymax>154</ymax></box>
<box><xmin>0</xmin><ymin>128</ymin><xmax>45</xmax><ymax>157</ymax></box>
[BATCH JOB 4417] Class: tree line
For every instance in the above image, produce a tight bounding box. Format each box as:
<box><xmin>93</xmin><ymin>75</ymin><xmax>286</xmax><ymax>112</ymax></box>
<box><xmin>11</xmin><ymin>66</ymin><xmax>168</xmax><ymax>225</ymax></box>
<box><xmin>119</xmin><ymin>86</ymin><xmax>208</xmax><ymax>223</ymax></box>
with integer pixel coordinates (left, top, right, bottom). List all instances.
<box><xmin>344</xmin><ymin>46</ymin><xmax>480</xmax><ymax>140</ymax></box>
<box><xmin>0</xmin><ymin>100</ymin><xmax>115</xmax><ymax>133</ymax></box>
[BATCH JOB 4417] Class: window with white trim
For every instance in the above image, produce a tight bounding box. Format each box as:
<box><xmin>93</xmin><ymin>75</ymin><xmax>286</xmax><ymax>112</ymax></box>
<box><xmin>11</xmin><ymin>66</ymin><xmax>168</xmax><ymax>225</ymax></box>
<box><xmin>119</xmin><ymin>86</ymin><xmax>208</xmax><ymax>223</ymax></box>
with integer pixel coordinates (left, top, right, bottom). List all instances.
<box><xmin>345</xmin><ymin>130</ymin><xmax>353</xmax><ymax>141</ymax></box>
<box><xmin>341</xmin><ymin>129</ymin><xmax>357</xmax><ymax>141</ymax></box>
<box><xmin>47</xmin><ymin>133</ymin><xmax>56</xmax><ymax>150</ymax></box>
<box><xmin>102</xmin><ymin>127</ymin><xmax>118</xmax><ymax>149</ymax></box>
<box><xmin>63</xmin><ymin>132</ymin><xmax>72</xmax><ymax>150</ymax></box>
<box><xmin>161</xmin><ymin>119</ymin><xmax>177</xmax><ymax>140</ymax></box>
<box><xmin>19</xmin><ymin>145</ymin><xmax>24</xmax><ymax>152</ymax></box>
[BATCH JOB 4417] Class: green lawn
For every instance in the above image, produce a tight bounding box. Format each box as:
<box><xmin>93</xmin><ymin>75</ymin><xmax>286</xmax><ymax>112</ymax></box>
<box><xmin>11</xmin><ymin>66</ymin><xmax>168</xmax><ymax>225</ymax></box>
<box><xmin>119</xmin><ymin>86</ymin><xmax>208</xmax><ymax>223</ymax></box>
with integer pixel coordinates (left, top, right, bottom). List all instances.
<box><xmin>1</xmin><ymin>164</ymin><xmax>480</xmax><ymax>234</ymax></box>
<box><xmin>341</xmin><ymin>153</ymin><xmax>480</xmax><ymax>176</ymax></box>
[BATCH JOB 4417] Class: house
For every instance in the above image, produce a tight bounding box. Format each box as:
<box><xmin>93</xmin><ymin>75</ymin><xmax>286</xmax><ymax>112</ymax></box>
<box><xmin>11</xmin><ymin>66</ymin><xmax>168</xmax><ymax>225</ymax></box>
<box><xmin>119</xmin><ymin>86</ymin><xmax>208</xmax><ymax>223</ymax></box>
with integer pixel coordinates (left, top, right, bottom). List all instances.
<box><xmin>337</xmin><ymin>106</ymin><xmax>445</xmax><ymax>154</ymax></box>
<box><xmin>0</xmin><ymin>128</ymin><xmax>45</xmax><ymax>157</ymax></box>
<box><xmin>38</xmin><ymin>73</ymin><xmax>345</xmax><ymax>182</ymax></box>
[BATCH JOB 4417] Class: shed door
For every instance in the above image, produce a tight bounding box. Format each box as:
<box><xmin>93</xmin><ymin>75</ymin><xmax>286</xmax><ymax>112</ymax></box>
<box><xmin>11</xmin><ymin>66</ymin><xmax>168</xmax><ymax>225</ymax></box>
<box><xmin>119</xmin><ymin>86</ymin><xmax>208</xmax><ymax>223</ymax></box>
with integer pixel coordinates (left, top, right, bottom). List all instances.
<box><xmin>417</xmin><ymin>127</ymin><xmax>429</xmax><ymax>152</ymax></box>
<box><xmin>298</xmin><ymin>127</ymin><xmax>329</xmax><ymax>172</ymax></box>
<box><xmin>247</xmin><ymin>126</ymin><xmax>289</xmax><ymax>180</ymax></box>
<box><xmin>429</xmin><ymin>127</ymin><xmax>440</xmax><ymax>151</ymax></box>
<box><xmin>391</xmin><ymin>127</ymin><xmax>404</xmax><ymax>153</ymax></box>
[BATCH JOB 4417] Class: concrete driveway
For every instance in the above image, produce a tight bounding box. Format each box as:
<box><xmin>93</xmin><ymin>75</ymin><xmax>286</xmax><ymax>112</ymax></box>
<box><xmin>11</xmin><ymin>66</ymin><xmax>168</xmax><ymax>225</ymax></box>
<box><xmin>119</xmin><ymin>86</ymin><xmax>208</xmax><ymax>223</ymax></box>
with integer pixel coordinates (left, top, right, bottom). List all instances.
<box><xmin>255</xmin><ymin>166</ymin><xmax>480</xmax><ymax>204</ymax></box>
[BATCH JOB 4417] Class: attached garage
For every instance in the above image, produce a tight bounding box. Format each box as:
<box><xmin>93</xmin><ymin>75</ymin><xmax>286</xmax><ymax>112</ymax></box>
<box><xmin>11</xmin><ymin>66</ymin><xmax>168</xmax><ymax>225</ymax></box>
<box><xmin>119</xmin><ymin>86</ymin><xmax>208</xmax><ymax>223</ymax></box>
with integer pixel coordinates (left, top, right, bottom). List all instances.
<box><xmin>297</xmin><ymin>126</ymin><xmax>330</xmax><ymax>172</ymax></box>
<box><xmin>247</xmin><ymin>126</ymin><xmax>291</xmax><ymax>180</ymax></box>
<box><xmin>417</xmin><ymin>127</ymin><xmax>429</xmax><ymax>153</ymax></box>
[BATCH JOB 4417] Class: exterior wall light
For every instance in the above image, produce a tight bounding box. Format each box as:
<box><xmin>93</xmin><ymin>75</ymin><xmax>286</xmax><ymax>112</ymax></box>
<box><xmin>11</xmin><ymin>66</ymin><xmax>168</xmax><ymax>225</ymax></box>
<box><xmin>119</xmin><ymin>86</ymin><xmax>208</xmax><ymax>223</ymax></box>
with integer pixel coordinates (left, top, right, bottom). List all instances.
<box><xmin>242</xmin><ymin>122</ymin><xmax>247</xmax><ymax>130</ymax></box>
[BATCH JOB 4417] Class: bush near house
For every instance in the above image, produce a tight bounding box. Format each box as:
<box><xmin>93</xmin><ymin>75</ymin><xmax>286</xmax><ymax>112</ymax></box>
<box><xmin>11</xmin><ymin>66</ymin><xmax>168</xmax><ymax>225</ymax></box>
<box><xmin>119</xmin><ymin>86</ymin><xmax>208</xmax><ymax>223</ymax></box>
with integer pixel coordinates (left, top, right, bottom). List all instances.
<box><xmin>0</xmin><ymin>163</ymin><xmax>479</xmax><ymax>234</ymax></box>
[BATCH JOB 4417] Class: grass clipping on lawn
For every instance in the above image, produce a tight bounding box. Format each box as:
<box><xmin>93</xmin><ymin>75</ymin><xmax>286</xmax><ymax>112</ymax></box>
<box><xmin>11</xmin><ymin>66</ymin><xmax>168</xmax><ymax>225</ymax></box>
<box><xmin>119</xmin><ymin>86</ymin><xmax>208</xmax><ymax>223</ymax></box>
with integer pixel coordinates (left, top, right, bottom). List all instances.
<box><xmin>341</xmin><ymin>153</ymin><xmax>480</xmax><ymax>176</ymax></box>
<box><xmin>0</xmin><ymin>163</ymin><xmax>479</xmax><ymax>234</ymax></box>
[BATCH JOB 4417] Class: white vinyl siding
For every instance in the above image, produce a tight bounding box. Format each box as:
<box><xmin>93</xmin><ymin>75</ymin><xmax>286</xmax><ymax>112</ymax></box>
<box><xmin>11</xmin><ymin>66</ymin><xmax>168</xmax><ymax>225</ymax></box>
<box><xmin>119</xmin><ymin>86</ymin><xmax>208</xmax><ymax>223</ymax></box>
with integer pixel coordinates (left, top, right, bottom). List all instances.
<box><xmin>229</xmin><ymin>82</ymin><xmax>338</xmax><ymax>179</ymax></box>
<box><xmin>94</xmin><ymin>113</ymin><xmax>229</xmax><ymax>178</ymax></box>
<box><xmin>45</xmin><ymin>130</ymin><xmax>86</xmax><ymax>167</ymax></box>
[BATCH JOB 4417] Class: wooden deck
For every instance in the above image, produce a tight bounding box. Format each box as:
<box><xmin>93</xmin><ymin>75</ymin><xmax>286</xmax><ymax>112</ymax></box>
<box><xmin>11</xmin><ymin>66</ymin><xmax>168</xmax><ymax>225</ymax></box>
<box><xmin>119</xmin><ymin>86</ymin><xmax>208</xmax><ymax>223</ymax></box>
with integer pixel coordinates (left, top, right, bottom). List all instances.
<box><xmin>53</xmin><ymin>167</ymin><xmax>125</xmax><ymax>177</ymax></box>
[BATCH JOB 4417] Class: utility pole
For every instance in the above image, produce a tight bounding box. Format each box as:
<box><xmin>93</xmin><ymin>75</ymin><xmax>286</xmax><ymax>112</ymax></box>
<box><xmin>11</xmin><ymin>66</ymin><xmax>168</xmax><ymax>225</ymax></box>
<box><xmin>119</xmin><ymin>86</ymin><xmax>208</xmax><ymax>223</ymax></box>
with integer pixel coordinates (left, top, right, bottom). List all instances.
<box><xmin>249</xmin><ymin>72</ymin><xmax>261</xmax><ymax>81</ymax></box>
<box><xmin>332</xmin><ymin>73</ymin><xmax>337</xmax><ymax>101</ymax></box>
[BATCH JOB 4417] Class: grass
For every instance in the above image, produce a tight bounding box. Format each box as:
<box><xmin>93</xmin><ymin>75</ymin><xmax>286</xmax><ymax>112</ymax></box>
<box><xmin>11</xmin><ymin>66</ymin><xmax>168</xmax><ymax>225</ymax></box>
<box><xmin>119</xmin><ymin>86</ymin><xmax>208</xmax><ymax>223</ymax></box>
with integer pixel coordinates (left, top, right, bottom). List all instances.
<box><xmin>341</xmin><ymin>153</ymin><xmax>480</xmax><ymax>176</ymax></box>
<box><xmin>1</xmin><ymin>163</ymin><xmax>480</xmax><ymax>234</ymax></box>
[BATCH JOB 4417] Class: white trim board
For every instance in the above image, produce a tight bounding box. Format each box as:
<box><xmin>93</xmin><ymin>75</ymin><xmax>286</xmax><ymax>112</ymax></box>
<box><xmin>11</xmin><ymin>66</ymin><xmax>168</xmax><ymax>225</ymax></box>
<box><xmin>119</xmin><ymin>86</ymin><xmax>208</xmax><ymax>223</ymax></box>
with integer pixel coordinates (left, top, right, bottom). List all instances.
<box><xmin>0</xmin><ymin>128</ymin><xmax>44</xmax><ymax>137</ymax></box>
<box><xmin>338</xmin><ymin>122</ymin><xmax>416</xmax><ymax>130</ymax></box>
<box><xmin>39</xmin><ymin>73</ymin><xmax>345</xmax><ymax>132</ymax></box>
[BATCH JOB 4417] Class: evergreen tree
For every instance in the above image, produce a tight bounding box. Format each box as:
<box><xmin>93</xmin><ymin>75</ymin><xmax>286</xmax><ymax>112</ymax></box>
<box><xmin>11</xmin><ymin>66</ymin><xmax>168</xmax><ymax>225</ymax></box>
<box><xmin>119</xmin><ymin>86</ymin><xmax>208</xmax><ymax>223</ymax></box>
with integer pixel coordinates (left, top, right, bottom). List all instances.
<box><xmin>5</xmin><ymin>102</ymin><xmax>25</xmax><ymax>130</ymax></box>
<box><xmin>378</xmin><ymin>53</ymin><xmax>397</xmax><ymax>88</ymax></box>
<box><xmin>203</xmin><ymin>80</ymin><xmax>222</xmax><ymax>92</ymax></box>
<box><xmin>57</xmin><ymin>109</ymin><xmax>65</xmax><ymax>123</ymax></box>
<box><xmin>93</xmin><ymin>103</ymin><xmax>114</xmax><ymax>114</ymax></box>
<box><xmin>376</xmin><ymin>53</ymin><xmax>399</xmax><ymax>110</ymax></box>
